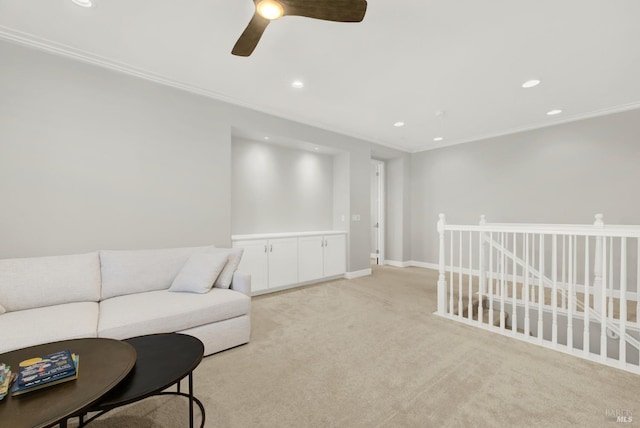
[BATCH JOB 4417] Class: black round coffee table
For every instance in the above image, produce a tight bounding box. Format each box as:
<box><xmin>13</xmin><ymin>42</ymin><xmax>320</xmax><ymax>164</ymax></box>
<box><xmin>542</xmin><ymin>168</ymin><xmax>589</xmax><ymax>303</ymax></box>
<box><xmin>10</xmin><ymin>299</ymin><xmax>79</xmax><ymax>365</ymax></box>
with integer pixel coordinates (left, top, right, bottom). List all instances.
<box><xmin>82</xmin><ymin>333</ymin><xmax>205</xmax><ymax>428</ymax></box>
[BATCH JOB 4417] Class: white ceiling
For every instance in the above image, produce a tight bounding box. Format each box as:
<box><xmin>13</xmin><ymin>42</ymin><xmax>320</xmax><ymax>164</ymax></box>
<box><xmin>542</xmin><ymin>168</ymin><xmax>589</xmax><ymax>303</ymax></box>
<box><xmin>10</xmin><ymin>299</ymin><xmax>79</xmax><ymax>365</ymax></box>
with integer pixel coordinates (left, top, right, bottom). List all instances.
<box><xmin>1</xmin><ymin>0</ymin><xmax>639</xmax><ymax>153</ymax></box>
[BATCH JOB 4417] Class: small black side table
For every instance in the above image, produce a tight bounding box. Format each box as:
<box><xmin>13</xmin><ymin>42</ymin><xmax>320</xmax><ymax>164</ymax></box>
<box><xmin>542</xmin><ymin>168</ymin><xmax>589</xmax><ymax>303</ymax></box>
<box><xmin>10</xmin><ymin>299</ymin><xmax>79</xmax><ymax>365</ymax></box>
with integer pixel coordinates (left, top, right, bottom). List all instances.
<box><xmin>82</xmin><ymin>333</ymin><xmax>205</xmax><ymax>428</ymax></box>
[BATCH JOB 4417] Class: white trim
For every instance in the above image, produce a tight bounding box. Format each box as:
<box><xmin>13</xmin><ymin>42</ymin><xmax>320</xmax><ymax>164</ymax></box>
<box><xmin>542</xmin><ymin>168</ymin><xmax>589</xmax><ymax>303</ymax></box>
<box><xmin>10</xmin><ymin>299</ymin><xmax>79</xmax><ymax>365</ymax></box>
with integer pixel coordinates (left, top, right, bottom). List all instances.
<box><xmin>232</xmin><ymin>230</ymin><xmax>346</xmax><ymax>241</ymax></box>
<box><xmin>385</xmin><ymin>260</ymin><xmax>411</xmax><ymax>268</ymax></box>
<box><xmin>370</xmin><ymin>253</ymin><xmax>378</xmax><ymax>259</ymax></box>
<box><xmin>344</xmin><ymin>269</ymin><xmax>372</xmax><ymax>279</ymax></box>
<box><xmin>3</xmin><ymin>26</ymin><xmax>640</xmax><ymax>156</ymax></box>
<box><xmin>0</xmin><ymin>26</ymin><xmax>408</xmax><ymax>154</ymax></box>
<box><xmin>251</xmin><ymin>275</ymin><xmax>344</xmax><ymax>296</ymax></box>
<box><xmin>371</xmin><ymin>159</ymin><xmax>386</xmax><ymax>266</ymax></box>
<box><xmin>408</xmin><ymin>261</ymin><xmax>438</xmax><ymax>270</ymax></box>
<box><xmin>412</xmin><ymin>102</ymin><xmax>640</xmax><ymax>153</ymax></box>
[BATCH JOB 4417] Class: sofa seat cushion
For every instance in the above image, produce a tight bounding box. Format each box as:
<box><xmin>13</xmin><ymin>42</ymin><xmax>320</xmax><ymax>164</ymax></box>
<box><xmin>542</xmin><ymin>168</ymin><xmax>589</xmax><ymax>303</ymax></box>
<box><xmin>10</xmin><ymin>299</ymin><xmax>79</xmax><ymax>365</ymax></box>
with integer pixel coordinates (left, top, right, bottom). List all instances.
<box><xmin>0</xmin><ymin>302</ymin><xmax>99</xmax><ymax>354</ymax></box>
<box><xmin>98</xmin><ymin>288</ymin><xmax>250</xmax><ymax>340</ymax></box>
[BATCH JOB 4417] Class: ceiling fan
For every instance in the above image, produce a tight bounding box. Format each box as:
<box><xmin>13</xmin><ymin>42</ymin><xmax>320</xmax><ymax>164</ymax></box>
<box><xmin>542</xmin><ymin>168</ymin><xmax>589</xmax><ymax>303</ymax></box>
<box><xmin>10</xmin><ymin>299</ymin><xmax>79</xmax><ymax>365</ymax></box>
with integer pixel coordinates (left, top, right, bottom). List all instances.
<box><xmin>232</xmin><ymin>0</ymin><xmax>368</xmax><ymax>57</ymax></box>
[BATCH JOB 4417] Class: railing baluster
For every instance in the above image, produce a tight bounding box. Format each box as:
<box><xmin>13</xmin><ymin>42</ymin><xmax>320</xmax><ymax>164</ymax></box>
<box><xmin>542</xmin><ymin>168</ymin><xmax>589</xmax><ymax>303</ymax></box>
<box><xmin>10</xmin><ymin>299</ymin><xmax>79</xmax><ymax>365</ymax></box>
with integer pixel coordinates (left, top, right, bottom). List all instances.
<box><xmin>552</xmin><ymin>234</ymin><xmax>558</xmax><ymax>346</ymax></box>
<box><xmin>637</xmin><ymin>238</ymin><xmax>640</xmax><ymax>327</ymax></box>
<box><xmin>437</xmin><ymin>214</ymin><xmax>447</xmax><ymax>315</ymax></box>
<box><xmin>500</xmin><ymin>232</ymin><xmax>506</xmax><ymax>330</ymax></box>
<box><xmin>458</xmin><ymin>231</ymin><xmax>463</xmax><ymax>319</ymax></box>
<box><xmin>568</xmin><ymin>235</ymin><xmax>574</xmax><ymax>350</ymax></box>
<box><xmin>532</xmin><ymin>233</ymin><xmax>537</xmax><ymax>303</ymax></box>
<box><xmin>512</xmin><ymin>232</ymin><xmax>518</xmax><ymax>335</ymax></box>
<box><xmin>468</xmin><ymin>231</ymin><xmax>473</xmax><ymax>321</ymax></box>
<box><xmin>449</xmin><ymin>231</ymin><xmax>454</xmax><ymax>316</ymax></box>
<box><xmin>601</xmin><ymin>235</ymin><xmax>608</xmax><ymax>362</ymax></box>
<box><xmin>562</xmin><ymin>235</ymin><xmax>567</xmax><ymax>309</ymax></box>
<box><xmin>584</xmin><ymin>236</ymin><xmax>590</xmax><ymax>356</ymax></box>
<box><xmin>489</xmin><ymin>232</ymin><xmax>494</xmax><ymax>327</ymax></box>
<box><xmin>609</xmin><ymin>237</ymin><xmax>614</xmax><ymax>328</ymax></box>
<box><xmin>478</xmin><ymin>223</ymin><xmax>485</xmax><ymax>325</ymax></box>
<box><xmin>538</xmin><ymin>234</ymin><xmax>545</xmax><ymax>343</ymax></box>
<box><xmin>620</xmin><ymin>237</ymin><xmax>627</xmax><ymax>367</ymax></box>
<box><xmin>524</xmin><ymin>233</ymin><xmax>530</xmax><ymax>337</ymax></box>
<box><xmin>572</xmin><ymin>235</ymin><xmax>578</xmax><ymax>312</ymax></box>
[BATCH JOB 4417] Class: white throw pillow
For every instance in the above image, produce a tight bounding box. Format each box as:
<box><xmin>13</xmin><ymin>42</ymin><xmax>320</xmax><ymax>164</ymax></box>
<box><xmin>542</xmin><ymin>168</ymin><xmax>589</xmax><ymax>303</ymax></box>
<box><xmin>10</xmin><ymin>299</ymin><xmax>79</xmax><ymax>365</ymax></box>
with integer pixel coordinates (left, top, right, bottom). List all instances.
<box><xmin>169</xmin><ymin>252</ymin><xmax>228</xmax><ymax>294</ymax></box>
<box><xmin>0</xmin><ymin>304</ymin><xmax>5</xmax><ymax>315</ymax></box>
<box><xmin>206</xmin><ymin>248</ymin><xmax>244</xmax><ymax>289</ymax></box>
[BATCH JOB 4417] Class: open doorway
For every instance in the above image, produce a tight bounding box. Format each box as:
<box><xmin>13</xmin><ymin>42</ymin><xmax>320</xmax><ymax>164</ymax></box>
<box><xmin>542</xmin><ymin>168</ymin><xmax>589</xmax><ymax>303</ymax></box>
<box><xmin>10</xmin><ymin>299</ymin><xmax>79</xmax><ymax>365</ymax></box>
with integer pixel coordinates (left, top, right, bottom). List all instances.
<box><xmin>370</xmin><ymin>159</ymin><xmax>385</xmax><ymax>265</ymax></box>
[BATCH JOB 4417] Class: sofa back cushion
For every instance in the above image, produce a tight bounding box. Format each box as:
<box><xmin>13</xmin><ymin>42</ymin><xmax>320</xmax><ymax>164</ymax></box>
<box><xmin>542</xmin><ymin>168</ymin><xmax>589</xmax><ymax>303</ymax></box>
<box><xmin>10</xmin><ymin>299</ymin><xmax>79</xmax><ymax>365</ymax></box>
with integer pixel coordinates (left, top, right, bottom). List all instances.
<box><xmin>0</xmin><ymin>252</ymin><xmax>101</xmax><ymax>312</ymax></box>
<box><xmin>99</xmin><ymin>246</ymin><xmax>211</xmax><ymax>300</ymax></box>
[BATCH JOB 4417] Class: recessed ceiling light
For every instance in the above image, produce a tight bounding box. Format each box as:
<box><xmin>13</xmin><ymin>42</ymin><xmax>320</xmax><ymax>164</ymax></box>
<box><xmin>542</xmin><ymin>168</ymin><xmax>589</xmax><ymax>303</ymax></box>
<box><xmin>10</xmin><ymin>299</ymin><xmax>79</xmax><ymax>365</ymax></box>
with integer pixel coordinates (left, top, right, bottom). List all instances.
<box><xmin>71</xmin><ymin>0</ymin><xmax>94</xmax><ymax>7</ymax></box>
<box><xmin>433</xmin><ymin>137</ymin><xmax>444</xmax><ymax>142</ymax></box>
<box><xmin>547</xmin><ymin>109</ymin><xmax>563</xmax><ymax>116</ymax></box>
<box><xmin>291</xmin><ymin>80</ymin><xmax>304</xmax><ymax>89</ymax></box>
<box><xmin>522</xmin><ymin>79</ymin><xmax>541</xmax><ymax>88</ymax></box>
<box><xmin>393</xmin><ymin>122</ymin><xmax>405</xmax><ymax>127</ymax></box>
<box><xmin>256</xmin><ymin>0</ymin><xmax>284</xmax><ymax>20</ymax></box>
<box><xmin>314</xmin><ymin>147</ymin><xmax>319</xmax><ymax>151</ymax></box>
<box><xmin>264</xmin><ymin>137</ymin><xmax>270</xmax><ymax>140</ymax></box>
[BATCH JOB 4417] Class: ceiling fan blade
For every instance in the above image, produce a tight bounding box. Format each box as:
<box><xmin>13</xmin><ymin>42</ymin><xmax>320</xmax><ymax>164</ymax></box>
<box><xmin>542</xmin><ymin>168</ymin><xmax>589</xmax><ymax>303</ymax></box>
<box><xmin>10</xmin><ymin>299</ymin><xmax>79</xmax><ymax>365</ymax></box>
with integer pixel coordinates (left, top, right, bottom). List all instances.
<box><xmin>232</xmin><ymin>13</ymin><xmax>271</xmax><ymax>57</ymax></box>
<box><xmin>282</xmin><ymin>0</ymin><xmax>367</xmax><ymax>22</ymax></box>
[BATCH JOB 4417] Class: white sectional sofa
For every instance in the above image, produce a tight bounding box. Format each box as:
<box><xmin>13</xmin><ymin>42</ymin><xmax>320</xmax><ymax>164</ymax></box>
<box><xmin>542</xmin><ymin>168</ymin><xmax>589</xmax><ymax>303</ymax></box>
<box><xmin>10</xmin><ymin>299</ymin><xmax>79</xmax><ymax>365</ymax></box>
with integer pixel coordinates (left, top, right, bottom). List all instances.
<box><xmin>0</xmin><ymin>246</ymin><xmax>251</xmax><ymax>356</ymax></box>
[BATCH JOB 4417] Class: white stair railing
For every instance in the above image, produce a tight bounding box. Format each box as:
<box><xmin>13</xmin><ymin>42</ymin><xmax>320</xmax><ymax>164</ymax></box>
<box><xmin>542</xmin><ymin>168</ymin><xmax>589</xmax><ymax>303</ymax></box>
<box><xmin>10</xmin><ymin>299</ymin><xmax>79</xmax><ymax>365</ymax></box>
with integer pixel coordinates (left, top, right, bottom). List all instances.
<box><xmin>436</xmin><ymin>213</ymin><xmax>640</xmax><ymax>375</ymax></box>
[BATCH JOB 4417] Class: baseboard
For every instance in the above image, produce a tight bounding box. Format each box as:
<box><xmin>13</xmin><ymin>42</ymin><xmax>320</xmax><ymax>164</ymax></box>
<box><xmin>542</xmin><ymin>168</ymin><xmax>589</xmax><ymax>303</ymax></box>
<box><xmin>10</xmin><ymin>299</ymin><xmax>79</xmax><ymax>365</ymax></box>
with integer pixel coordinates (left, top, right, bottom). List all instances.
<box><xmin>408</xmin><ymin>261</ymin><xmax>438</xmax><ymax>270</ymax></box>
<box><xmin>344</xmin><ymin>269</ymin><xmax>372</xmax><ymax>279</ymax></box>
<box><xmin>385</xmin><ymin>260</ymin><xmax>411</xmax><ymax>268</ymax></box>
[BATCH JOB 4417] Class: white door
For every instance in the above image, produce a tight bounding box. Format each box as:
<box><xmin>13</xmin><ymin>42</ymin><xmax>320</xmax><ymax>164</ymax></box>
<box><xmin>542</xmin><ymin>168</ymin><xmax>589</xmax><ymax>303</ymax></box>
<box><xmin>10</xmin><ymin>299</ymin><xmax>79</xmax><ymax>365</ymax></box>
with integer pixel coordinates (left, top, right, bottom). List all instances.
<box><xmin>268</xmin><ymin>238</ymin><xmax>298</xmax><ymax>288</ymax></box>
<box><xmin>298</xmin><ymin>236</ymin><xmax>324</xmax><ymax>282</ymax></box>
<box><xmin>233</xmin><ymin>239</ymin><xmax>269</xmax><ymax>292</ymax></box>
<box><xmin>323</xmin><ymin>234</ymin><xmax>346</xmax><ymax>277</ymax></box>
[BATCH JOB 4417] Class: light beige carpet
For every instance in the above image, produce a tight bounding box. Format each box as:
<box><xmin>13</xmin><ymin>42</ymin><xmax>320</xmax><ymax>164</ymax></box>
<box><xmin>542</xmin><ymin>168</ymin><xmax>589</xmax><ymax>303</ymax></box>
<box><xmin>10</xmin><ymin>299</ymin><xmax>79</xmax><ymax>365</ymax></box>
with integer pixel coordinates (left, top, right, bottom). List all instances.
<box><xmin>72</xmin><ymin>265</ymin><xmax>640</xmax><ymax>427</ymax></box>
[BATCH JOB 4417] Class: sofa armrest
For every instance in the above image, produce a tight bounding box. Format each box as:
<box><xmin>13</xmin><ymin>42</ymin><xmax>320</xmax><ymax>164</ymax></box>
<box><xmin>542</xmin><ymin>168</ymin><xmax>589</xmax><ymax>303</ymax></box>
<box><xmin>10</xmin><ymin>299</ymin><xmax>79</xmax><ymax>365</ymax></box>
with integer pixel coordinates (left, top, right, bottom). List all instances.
<box><xmin>230</xmin><ymin>271</ymin><xmax>251</xmax><ymax>296</ymax></box>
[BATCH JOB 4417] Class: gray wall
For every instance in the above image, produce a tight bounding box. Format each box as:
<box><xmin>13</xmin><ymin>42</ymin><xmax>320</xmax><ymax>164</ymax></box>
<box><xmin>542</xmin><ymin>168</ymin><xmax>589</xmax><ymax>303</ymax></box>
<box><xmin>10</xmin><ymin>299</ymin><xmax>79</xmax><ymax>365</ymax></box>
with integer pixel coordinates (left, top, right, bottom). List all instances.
<box><xmin>0</xmin><ymin>41</ymin><xmax>231</xmax><ymax>257</ymax></box>
<box><xmin>411</xmin><ymin>108</ymin><xmax>640</xmax><ymax>264</ymax></box>
<box><xmin>231</xmin><ymin>138</ymin><xmax>333</xmax><ymax>234</ymax></box>
<box><xmin>386</xmin><ymin>154</ymin><xmax>412</xmax><ymax>263</ymax></box>
<box><xmin>0</xmin><ymin>40</ymin><xmax>397</xmax><ymax>272</ymax></box>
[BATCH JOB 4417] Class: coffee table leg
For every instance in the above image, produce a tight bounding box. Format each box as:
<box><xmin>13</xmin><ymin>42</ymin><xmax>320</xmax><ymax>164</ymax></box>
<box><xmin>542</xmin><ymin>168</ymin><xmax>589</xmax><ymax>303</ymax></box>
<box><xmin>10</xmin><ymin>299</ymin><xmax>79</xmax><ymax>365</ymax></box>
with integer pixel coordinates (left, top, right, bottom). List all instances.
<box><xmin>189</xmin><ymin>372</ymin><xmax>194</xmax><ymax>428</ymax></box>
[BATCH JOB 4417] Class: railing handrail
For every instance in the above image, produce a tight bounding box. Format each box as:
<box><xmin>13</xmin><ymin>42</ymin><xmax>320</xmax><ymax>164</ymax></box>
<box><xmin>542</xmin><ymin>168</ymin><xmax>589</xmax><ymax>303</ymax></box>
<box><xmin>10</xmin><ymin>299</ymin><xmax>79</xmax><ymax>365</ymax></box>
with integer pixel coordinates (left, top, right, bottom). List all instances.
<box><xmin>443</xmin><ymin>223</ymin><xmax>640</xmax><ymax>237</ymax></box>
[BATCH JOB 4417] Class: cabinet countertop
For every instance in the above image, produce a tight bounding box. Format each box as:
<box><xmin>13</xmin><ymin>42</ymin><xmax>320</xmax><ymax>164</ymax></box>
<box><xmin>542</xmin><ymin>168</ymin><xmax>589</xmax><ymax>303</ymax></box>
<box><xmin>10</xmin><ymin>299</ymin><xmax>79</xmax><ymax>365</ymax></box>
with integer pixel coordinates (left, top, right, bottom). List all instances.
<box><xmin>232</xmin><ymin>231</ymin><xmax>348</xmax><ymax>241</ymax></box>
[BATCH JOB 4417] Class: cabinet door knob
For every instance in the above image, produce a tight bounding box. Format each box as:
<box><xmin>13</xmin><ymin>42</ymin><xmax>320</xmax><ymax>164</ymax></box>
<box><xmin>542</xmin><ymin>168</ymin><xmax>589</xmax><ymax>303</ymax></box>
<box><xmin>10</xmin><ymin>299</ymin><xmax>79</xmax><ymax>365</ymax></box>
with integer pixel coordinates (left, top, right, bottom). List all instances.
<box><xmin>270</xmin><ymin>244</ymin><xmax>273</xmax><ymax>252</ymax></box>
<box><xmin>264</xmin><ymin>245</ymin><xmax>268</xmax><ymax>253</ymax></box>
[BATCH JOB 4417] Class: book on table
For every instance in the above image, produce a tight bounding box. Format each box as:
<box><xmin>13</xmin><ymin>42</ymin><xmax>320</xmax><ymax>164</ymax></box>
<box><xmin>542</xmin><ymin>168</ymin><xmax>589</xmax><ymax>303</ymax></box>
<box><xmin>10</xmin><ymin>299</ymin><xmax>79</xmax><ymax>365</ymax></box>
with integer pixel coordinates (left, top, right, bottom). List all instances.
<box><xmin>0</xmin><ymin>363</ymin><xmax>15</xmax><ymax>400</ymax></box>
<box><xmin>10</xmin><ymin>350</ymin><xmax>80</xmax><ymax>396</ymax></box>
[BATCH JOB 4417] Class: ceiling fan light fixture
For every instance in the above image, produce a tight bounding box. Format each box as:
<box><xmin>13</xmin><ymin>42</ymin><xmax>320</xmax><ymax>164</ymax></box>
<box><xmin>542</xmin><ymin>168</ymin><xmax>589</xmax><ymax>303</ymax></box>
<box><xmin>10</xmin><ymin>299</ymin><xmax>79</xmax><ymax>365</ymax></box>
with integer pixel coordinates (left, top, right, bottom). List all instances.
<box><xmin>256</xmin><ymin>0</ymin><xmax>284</xmax><ymax>20</ymax></box>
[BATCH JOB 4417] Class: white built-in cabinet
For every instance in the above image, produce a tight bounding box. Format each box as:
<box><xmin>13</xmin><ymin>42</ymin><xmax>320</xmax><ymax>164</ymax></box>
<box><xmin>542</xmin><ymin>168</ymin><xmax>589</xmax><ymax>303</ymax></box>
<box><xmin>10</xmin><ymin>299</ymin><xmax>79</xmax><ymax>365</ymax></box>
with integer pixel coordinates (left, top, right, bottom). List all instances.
<box><xmin>232</xmin><ymin>231</ymin><xmax>347</xmax><ymax>295</ymax></box>
<box><xmin>298</xmin><ymin>234</ymin><xmax>347</xmax><ymax>282</ymax></box>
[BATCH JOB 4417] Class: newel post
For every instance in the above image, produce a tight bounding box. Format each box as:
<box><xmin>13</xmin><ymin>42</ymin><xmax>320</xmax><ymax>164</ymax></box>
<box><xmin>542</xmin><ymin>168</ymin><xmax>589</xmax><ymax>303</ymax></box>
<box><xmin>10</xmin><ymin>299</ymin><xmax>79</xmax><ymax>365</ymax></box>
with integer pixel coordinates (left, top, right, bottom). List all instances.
<box><xmin>593</xmin><ymin>213</ymin><xmax>604</xmax><ymax>311</ymax></box>
<box><xmin>478</xmin><ymin>215</ymin><xmax>487</xmax><ymax>305</ymax></box>
<box><xmin>437</xmin><ymin>213</ymin><xmax>447</xmax><ymax>315</ymax></box>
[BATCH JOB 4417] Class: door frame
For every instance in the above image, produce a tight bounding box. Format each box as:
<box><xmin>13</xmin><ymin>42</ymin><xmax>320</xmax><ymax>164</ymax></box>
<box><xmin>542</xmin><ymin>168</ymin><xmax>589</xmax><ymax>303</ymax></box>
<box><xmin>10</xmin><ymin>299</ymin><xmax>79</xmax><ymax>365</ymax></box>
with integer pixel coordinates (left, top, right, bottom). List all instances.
<box><xmin>372</xmin><ymin>159</ymin><xmax>385</xmax><ymax>265</ymax></box>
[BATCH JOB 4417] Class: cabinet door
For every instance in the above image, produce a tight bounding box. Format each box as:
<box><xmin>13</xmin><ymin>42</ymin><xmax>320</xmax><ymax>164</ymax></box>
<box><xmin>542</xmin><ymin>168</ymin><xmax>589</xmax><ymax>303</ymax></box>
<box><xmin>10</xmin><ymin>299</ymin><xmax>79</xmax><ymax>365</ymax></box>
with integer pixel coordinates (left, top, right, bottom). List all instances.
<box><xmin>233</xmin><ymin>240</ymin><xmax>269</xmax><ymax>292</ymax></box>
<box><xmin>298</xmin><ymin>236</ymin><xmax>324</xmax><ymax>282</ymax></box>
<box><xmin>323</xmin><ymin>234</ymin><xmax>346</xmax><ymax>277</ymax></box>
<box><xmin>268</xmin><ymin>238</ymin><xmax>298</xmax><ymax>288</ymax></box>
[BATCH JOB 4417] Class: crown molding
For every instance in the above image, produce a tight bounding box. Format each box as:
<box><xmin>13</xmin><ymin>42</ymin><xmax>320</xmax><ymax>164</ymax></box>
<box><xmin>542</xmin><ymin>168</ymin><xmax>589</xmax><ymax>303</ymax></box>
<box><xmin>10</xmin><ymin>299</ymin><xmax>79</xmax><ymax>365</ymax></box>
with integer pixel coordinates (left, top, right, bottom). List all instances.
<box><xmin>0</xmin><ymin>25</ymin><xmax>410</xmax><ymax>155</ymax></box>
<box><xmin>411</xmin><ymin>101</ymin><xmax>640</xmax><ymax>153</ymax></box>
